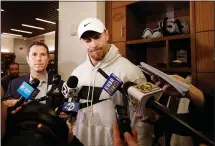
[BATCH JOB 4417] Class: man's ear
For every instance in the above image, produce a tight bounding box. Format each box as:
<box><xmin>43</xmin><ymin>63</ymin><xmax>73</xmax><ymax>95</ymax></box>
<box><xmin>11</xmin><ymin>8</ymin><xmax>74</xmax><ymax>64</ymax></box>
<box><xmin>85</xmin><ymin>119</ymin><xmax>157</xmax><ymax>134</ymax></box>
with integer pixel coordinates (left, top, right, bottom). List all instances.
<box><xmin>26</xmin><ymin>56</ymin><xmax>29</xmax><ymax>64</ymax></box>
<box><xmin>104</xmin><ymin>30</ymin><xmax>109</xmax><ymax>42</ymax></box>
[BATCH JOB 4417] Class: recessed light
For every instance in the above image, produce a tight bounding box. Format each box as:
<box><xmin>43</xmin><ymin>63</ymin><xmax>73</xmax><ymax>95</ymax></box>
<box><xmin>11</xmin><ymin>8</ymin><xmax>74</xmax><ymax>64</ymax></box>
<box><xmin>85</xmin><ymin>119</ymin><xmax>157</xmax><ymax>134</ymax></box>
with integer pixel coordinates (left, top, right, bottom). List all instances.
<box><xmin>22</xmin><ymin>24</ymin><xmax>44</xmax><ymax>30</ymax></box>
<box><xmin>1</xmin><ymin>9</ymin><xmax>4</xmax><ymax>11</ymax></box>
<box><xmin>11</xmin><ymin>29</ymin><xmax>32</xmax><ymax>34</ymax></box>
<box><xmin>35</xmin><ymin>18</ymin><xmax>56</xmax><ymax>24</ymax></box>
<box><xmin>2</xmin><ymin>33</ymin><xmax>22</xmax><ymax>37</ymax></box>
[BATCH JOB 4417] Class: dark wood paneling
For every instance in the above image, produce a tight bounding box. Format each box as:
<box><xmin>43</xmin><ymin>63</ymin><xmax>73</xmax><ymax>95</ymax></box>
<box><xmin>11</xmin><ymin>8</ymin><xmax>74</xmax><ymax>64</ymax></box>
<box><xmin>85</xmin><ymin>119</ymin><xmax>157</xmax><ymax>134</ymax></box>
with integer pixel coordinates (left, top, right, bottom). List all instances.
<box><xmin>190</xmin><ymin>1</ymin><xmax>197</xmax><ymax>85</ymax></box>
<box><xmin>113</xmin><ymin>42</ymin><xmax>126</xmax><ymax>57</ymax></box>
<box><xmin>165</xmin><ymin>40</ymin><xmax>169</xmax><ymax>67</ymax></box>
<box><xmin>112</xmin><ymin>1</ymin><xmax>135</xmax><ymax>9</ymax></box>
<box><xmin>196</xmin><ymin>31</ymin><xmax>215</xmax><ymax>72</ymax></box>
<box><xmin>126</xmin><ymin>1</ymin><xmax>189</xmax><ymax>24</ymax></box>
<box><xmin>112</xmin><ymin>6</ymin><xmax>126</xmax><ymax>42</ymax></box>
<box><xmin>105</xmin><ymin>1</ymin><xmax>112</xmax><ymax>43</ymax></box>
<box><xmin>55</xmin><ymin>20</ymin><xmax>59</xmax><ymax>74</ymax></box>
<box><xmin>195</xmin><ymin>1</ymin><xmax>215</xmax><ymax>32</ymax></box>
<box><xmin>126</xmin><ymin>7</ymin><xmax>142</xmax><ymax>41</ymax></box>
<box><xmin>197</xmin><ymin>73</ymin><xmax>215</xmax><ymax>91</ymax></box>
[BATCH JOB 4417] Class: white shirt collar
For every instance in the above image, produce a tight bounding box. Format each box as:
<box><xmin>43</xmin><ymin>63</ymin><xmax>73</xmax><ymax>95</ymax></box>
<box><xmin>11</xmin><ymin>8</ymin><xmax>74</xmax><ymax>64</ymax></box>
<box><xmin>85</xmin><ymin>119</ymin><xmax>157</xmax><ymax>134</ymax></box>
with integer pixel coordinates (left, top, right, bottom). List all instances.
<box><xmin>29</xmin><ymin>72</ymin><xmax>48</xmax><ymax>86</ymax></box>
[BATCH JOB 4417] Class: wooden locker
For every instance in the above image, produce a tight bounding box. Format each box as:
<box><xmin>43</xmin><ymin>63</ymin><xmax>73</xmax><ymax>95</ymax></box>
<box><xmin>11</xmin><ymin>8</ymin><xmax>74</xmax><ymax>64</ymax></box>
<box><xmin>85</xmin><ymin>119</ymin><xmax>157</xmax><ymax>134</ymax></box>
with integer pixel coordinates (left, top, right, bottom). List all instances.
<box><xmin>197</xmin><ymin>73</ymin><xmax>215</xmax><ymax>91</ymax></box>
<box><xmin>112</xmin><ymin>7</ymin><xmax>126</xmax><ymax>42</ymax></box>
<box><xmin>195</xmin><ymin>2</ymin><xmax>215</xmax><ymax>32</ymax></box>
<box><xmin>112</xmin><ymin>1</ymin><xmax>135</xmax><ymax>9</ymax></box>
<box><xmin>196</xmin><ymin>31</ymin><xmax>215</xmax><ymax>72</ymax></box>
<box><xmin>113</xmin><ymin>42</ymin><xmax>126</xmax><ymax>57</ymax></box>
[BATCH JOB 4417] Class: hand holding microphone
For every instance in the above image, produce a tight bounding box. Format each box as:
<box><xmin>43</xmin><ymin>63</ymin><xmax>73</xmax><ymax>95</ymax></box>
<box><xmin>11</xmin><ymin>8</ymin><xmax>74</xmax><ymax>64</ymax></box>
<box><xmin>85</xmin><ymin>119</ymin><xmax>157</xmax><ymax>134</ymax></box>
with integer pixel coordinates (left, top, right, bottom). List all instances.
<box><xmin>28</xmin><ymin>74</ymin><xmax>62</xmax><ymax>107</ymax></box>
<box><xmin>3</xmin><ymin>99</ymin><xmax>18</xmax><ymax>107</ymax></box>
<box><xmin>123</xmin><ymin>80</ymin><xmax>214</xmax><ymax>145</ymax></box>
<box><xmin>97</xmin><ymin>67</ymin><xmax>163</xmax><ymax>123</ymax></box>
<box><xmin>58</xmin><ymin>76</ymin><xmax>80</xmax><ymax>122</ymax></box>
<box><xmin>5</xmin><ymin>78</ymin><xmax>40</xmax><ymax>114</ymax></box>
<box><xmin>12</xmin><ymin>78</ymin><xmax>40</xmax><ymax>110</ymax></box>
<box><xmin>97</xmin><ymin>68</ymin><xmax>214</xmax><ymax>145</ymax></box>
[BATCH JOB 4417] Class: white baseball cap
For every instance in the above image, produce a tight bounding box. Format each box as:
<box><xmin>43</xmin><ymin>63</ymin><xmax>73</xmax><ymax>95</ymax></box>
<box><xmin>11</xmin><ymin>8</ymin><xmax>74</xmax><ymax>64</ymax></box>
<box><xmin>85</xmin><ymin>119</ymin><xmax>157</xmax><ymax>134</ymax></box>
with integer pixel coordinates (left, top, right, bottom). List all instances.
<box><xmin>78</xmin><ymin>18</ymin><xmax>106</xmax><ymax>39</ymax></box>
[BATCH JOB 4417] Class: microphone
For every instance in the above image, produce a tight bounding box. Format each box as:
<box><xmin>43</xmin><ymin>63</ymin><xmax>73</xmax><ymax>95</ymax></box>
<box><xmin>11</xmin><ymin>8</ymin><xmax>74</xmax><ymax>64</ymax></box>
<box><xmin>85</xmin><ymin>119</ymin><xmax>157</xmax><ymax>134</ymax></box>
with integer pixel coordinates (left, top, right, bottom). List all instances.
<box><xmin>97</xmin><ymin>68</ymin><xmax>130</xmax><ymax>101</ymax></box>
<box><xmin>47</xmin><ymin>74</ymin><xmax>61</xmax><ymax>97</ymax></box>
<box><xmin>33</xmin><ymin>74</ymin><xmax>62</xmax><ymax>103</ymax></box>
<box><xmin>61</xmin><ymin>76</ymin><xmax>79</xmax><ymax>99</ymax></box>
<box><xmin>57</xmin><ymin>76</ymin><xmax>80</xmax><ymax>121</ymax></box>
<box><xmin>123</xmin><ymin>81</ymin><xmax>163</xmax><ymax>117</ymax></box>
<box><xmin>123</xmin><ymin>81</ymin><xmax>215</xmax><ymax>146</ymax></box>
<box><xmin>12</xmin><ymin>78</ymin><xmax>40</xmax><ymax>109</ymax></box>
<box><xmin>62</xmin><ymin>98</ymin><xmax>80</xmax><ymax>123</ymax></box>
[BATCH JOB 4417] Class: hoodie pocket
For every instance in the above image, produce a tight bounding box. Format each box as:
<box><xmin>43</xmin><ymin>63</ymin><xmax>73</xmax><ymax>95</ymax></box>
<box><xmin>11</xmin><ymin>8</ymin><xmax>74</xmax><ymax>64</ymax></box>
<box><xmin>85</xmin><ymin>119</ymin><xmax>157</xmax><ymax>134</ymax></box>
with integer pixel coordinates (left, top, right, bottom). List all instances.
<box><xmin>74</xmin><ymin>111</ymin><xmax>113</xmax><ymax>146</ymax></box>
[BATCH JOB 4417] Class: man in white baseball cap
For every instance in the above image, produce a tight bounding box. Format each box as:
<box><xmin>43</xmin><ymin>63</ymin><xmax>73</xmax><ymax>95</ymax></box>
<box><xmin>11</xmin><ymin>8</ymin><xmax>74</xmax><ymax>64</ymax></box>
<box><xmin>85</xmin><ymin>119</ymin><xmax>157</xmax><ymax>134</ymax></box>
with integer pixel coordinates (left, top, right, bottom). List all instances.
<box><xmin>78</xmin><ymin>18</ymin><xmax>106</xmax><ymax>39</ymax></box>
<box><xmin>71</xmin><ymin>18</ymin><xmax>153</xmax><ymax>146</ymax></box>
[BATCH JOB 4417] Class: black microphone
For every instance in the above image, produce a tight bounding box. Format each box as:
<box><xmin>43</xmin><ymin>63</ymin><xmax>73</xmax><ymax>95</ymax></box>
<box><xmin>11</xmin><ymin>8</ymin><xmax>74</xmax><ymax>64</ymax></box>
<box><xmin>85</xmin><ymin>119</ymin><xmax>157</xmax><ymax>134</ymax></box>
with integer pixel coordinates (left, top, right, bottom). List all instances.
<box><xmin>62</xmin><ymin>76</ymin><xmax>80</xmax><ymax>123</ymax></box>
<box><xmin>61</xmin><ymin>76</ymin><xmax>79</xmax><ymax>98</ymax></box>
<box><xmin>53</xmin><ymin>74</ymin><xmax>62</xmax><ymax>85</ymax></box>
<box><xmin>33</xmin><ymin>74</ymin><xmax>62</xmax><ymax>103</ymax></box>
<box><xmin>56</xmin><ymin>76</ymin><xmax>80</xmax><ymax>118</ymax></box>
<box><xmin>123</xmin><ymin>81</ymin><xmax>215</xmax><ymax>146</ymax></box>
<box><xmin>12</xmin><ymin>78</ymin><xmax>40</xmax><ymax>109</ymax></box>
<box><xmin>47</xmin><ymin>74</ymin><xmax>62</xmax><ymax>97</ymax></box>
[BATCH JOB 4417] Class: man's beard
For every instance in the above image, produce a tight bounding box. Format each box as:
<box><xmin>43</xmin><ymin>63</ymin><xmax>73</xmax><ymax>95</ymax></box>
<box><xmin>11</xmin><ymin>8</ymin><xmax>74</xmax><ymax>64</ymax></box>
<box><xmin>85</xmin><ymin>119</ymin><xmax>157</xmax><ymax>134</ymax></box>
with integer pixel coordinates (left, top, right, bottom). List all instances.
<box><xmin>89</xmin><ymin>49</ymin><xmax>106</xmax><ymax>61</ymax></box>
<box><xmin>90</xmin><ymin>53</ymin><xmax>106</xmax><ymax>61</ymax></box>
<box><xmin>10</xmin><ymin>73</ymin><xmax>19</xmax><ymax>78</ymax></box>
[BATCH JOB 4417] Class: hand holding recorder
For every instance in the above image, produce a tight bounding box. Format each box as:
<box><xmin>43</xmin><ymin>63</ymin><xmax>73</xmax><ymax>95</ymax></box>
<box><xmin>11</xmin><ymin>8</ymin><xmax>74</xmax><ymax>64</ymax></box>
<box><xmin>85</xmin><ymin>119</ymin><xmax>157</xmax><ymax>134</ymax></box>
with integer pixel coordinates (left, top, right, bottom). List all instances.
<box><xmin>113</xmin><ymin>121</ymin><xmax>138</xmax><ymax>146</ymax></box>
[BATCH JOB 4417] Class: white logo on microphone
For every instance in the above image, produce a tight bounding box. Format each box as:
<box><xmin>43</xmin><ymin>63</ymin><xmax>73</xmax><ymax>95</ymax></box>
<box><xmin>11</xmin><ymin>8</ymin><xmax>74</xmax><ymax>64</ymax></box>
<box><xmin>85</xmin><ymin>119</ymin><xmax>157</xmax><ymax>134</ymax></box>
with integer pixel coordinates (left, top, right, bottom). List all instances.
<box><xmin>65</xmin><ymin>102</ymin><xmax>75</xmax><ymax>111</ymax></box>
<box><xmin>68</xmin><ymin>88</ymin><xmax>77</xmax><ymax>97</ymax></box>
<box><xmin>61</xmin><ymin>83</ymin><xmax>68</xmax><ymax>96</ymax></box>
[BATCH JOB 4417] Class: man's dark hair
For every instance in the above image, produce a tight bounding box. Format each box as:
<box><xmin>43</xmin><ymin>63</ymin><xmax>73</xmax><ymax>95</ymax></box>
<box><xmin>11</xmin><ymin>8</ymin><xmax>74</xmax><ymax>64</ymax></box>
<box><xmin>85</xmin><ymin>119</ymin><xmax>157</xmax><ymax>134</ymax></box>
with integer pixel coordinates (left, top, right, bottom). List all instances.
<box><xmin>9</xmin><ymin>62</ymin><xmax>19</xmax><ymax>69</ymax></box>
<box><xmin>27</xmin><ymin>42</ymin><xmax>49</xmax><ymax>56</ymax></box>
<box><xmin>81</xmin><ymin>31</ymin><xmax>102</xmax><ymax>40</ymax></box>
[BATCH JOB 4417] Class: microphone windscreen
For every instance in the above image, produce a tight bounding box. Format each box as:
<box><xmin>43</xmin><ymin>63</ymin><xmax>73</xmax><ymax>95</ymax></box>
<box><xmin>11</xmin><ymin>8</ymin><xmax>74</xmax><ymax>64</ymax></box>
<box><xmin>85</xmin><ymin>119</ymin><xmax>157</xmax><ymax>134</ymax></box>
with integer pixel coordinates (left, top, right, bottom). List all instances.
<box><xmin>30</xmin><ymin>78</ymin><xmax>40</xmax><ymax>88</ymax></box>
<box><xmin>67</xmin><ymin>76</ymin><xmax>78</xmax><ymax>88</ymax></box>
<box><xmin>52</xmin><ymin>74</ymin><xmax>61</xmax><ymax>85</ymax></box>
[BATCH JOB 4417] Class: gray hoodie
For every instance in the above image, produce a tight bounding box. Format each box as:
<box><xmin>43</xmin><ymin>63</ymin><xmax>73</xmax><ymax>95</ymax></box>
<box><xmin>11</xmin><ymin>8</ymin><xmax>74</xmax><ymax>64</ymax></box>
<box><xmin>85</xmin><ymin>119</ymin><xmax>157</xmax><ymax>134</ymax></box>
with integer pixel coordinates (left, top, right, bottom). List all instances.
<box><xmin>72</xmin><ymin>44</ymin><xmax>153</xmax><ymax>146</ymax></box>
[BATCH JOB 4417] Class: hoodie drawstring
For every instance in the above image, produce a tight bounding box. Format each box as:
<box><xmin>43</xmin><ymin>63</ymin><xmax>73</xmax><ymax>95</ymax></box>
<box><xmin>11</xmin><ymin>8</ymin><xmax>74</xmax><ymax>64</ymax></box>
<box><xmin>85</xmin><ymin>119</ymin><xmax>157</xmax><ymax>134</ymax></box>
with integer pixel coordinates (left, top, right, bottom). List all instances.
<box><xmin>86</xmin><ymin>70</ymin><xmax>97</xmax><ymax>117</ymax></box>
<box><xmin>86</xmin><ymin>75</ymin><xmax>92</xmax><ymax>109</ymax></box>
<box><xmin>90</xmin><ymin>70</ymin><xmax>98</xmax><ymax>117</ymax></box>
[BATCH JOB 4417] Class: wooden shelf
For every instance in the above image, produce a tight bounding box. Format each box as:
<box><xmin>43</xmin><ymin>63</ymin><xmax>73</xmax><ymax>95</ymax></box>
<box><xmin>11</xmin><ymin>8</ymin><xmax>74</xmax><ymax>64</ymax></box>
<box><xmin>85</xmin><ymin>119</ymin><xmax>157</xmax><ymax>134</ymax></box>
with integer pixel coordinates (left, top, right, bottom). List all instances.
<box><xmin>126</xmin><ymin>34</ymin><xmax>190</xmax><ymax>45</ymax></box>
<box><xmin>157</xmin><ymin>67</ymin><xmax>191</xmax><ymax>72</ymax></box>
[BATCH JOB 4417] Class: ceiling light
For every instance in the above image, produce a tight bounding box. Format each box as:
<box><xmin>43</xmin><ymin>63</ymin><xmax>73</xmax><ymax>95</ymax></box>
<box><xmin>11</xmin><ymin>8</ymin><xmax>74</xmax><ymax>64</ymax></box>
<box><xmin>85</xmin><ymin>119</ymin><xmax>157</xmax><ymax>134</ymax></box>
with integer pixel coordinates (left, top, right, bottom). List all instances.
<box><xmin>22</xmin><ymin>24</ymin><xmax>44</xmax><ymax>30</ymax></box>
<box><xmin>11</xmin><ymin>29</ymin><xmax>32</xmax><ymax>34</ymax></box>
<box><xmin>35</xmin><ymin>18</ymin><xmax>56</xmax><ymax>24</ymax></box>
<box><xmin>1</xmin><ymin>9</ymin><xmax>4</xmax><ymax>11</ymax></box>
<box><xmin>2</xmin><ymin>33</ymin><xmax>22</xmax><ymax>37</ymax></box>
